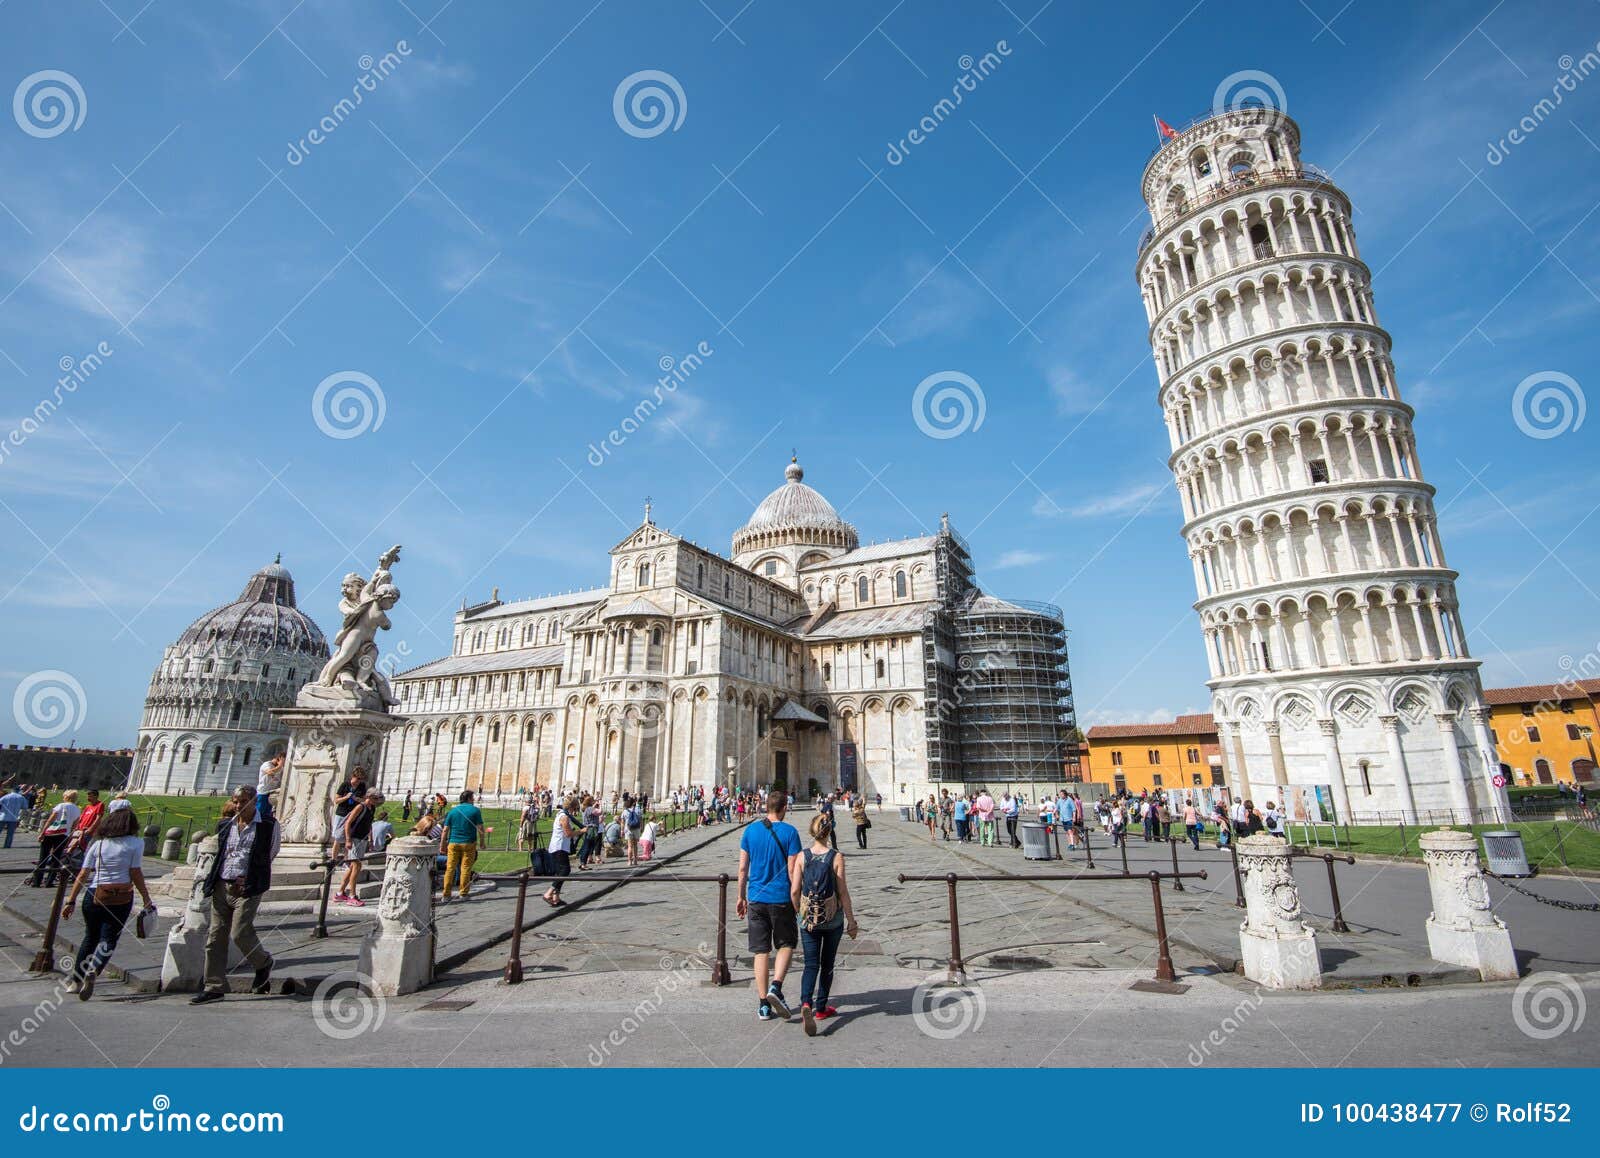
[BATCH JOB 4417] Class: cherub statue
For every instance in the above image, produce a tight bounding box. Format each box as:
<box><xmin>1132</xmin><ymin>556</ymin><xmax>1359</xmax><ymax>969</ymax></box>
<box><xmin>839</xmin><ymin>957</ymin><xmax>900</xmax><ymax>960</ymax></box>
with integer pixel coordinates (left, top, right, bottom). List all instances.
<box><xmin>315</xmin><ymin>545</ymin><xmax>402</xmax><ymax>706</ymax></box>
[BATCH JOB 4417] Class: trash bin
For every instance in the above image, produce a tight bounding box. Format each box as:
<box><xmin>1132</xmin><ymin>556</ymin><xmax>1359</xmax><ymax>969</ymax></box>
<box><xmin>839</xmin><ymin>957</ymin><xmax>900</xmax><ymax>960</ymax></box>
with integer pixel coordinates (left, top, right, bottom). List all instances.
<box><xmin>1020</xmin><ymin>822</ymin><xmax>1056</xmax><ymax>861</ymax></box>
<box><xmin>899</xmin><ymin>806</ymin><xmax>914</xmax><ymax>822</ymax></box>
<box><xmin>1481</xmin><ymin>830</ymin><xmax>1532</xmax><ymax>877</ymax></box>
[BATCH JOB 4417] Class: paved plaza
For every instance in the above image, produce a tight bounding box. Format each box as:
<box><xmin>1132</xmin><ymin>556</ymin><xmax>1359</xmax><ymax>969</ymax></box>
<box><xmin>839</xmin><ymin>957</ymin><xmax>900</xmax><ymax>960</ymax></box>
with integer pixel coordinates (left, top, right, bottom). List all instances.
<box><xmin>0</xmin><ymin>814</ymin><xmax>1595</xmax><ymax>1067</ymax></box>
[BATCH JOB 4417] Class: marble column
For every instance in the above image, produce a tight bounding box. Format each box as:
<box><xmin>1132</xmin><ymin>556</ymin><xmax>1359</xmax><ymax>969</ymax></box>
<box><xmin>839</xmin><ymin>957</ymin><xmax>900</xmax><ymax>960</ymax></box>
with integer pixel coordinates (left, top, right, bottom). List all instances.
<box><xmin>1419</xmin><ymin>827</ymin><xmax>1517</xmax><ymax>980</ymax></box>
<box><xmin>1237</xmin><ymin>834</ymin><xmax>1322</xmax><ymax>989</ymax></box>
<box><xmin>1379</xmin><ymin>714</ymin><xmax>1417</xmax><ymax>823</ymax></box>
<box><xmin>1468</xmin><ymin>706</ymin><xmax>1511</xmax><ymax>824</ymax></box>
<box><xmin>1435</xmin><ymin>712</ymin><xmax>1474</xmax><ymax>823</ymax></box>
<box><xmin>357</xmin><ymin>835</ymin><xmax>436</xmax><ymax>996</ymax></box>
<box><xmin>1316</xmin><ymin>718</ymin><xmax>1352</xmax><ymax>822</ymax></box>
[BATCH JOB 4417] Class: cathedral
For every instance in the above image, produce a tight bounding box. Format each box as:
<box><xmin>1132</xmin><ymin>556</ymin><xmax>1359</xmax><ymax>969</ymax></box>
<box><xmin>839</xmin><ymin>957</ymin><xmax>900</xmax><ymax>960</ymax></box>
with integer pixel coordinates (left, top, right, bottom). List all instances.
<box><xmin>377</xmin><ymin>458</ymin><xmax>1074</xmax><ymax>804</ymax></box>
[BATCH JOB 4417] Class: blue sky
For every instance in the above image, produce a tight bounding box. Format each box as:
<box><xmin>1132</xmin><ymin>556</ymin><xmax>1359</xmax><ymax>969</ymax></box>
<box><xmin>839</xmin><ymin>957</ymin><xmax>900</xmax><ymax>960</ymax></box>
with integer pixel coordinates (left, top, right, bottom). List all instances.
<box><xmin>1</xmin><ymin>0</ymin><xmax>1597</xmax><ymax>747</ymax></box>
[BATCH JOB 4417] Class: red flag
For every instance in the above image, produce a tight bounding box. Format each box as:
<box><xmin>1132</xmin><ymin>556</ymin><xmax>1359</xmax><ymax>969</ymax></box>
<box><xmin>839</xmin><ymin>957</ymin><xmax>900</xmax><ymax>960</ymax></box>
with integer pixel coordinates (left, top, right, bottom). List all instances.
<box><xmin>1154</xmin><ymin>115</ymin><xmax>1178</xmax><ymax>140</ymax></box>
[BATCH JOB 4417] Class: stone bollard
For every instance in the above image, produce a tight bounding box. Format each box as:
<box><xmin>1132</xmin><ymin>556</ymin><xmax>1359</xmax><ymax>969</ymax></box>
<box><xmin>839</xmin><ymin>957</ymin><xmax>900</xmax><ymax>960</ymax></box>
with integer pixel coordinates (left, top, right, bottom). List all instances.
<box><xmin>143</xmin><ymin>824</ymin><xmax>161</xmax><ymax>857</ymax></box>
<box><xmin>1419</xmin><ymin>827</ymin><xmax>1518</xmax><ymax>980</ymax></box>
<box><xmin>160</xmin><ymin>827</ymin><xmax>185</xmax><ymax>860</ymax></box>
<box><xmin>1236</xmin><ymin>834</ymin><xmax>1322</xmax><ymax>989</ymax></box>
<box><xmin>356</xmin><ymin>836</ymin><xmax>435</xmax><ymax>996</ymax></box>
<box><xmin>185</xmin><ymin>832</ymin><xmax>205</xmax><ymax>864</ymax></box>
<box><xmin>161</xmin><ymin>836</ymin><xmax>218</xmax><ymax>992</ymax></box>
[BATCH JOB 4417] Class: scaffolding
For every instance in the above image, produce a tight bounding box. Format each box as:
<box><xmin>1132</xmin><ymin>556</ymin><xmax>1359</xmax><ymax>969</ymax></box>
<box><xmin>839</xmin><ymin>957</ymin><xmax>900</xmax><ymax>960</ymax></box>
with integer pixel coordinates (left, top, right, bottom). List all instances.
<box><xmin>950</xmin><ymin>594</ymin><xmax>1074</xmax><ymax>785</ymax></box>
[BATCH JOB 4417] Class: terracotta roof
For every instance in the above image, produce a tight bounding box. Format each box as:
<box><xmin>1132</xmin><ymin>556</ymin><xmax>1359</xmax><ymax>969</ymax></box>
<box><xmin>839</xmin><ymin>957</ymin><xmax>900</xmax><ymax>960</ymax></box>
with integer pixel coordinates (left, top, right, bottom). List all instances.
<box><xmin>1482</xmin><ymin>680</ymin><xmax>1600</xmax><ymax>706</ymax></box>
<box><xmin>1087</xmin><ymin>713</ymin><xmax>1216</xmax><ymax>740</ymax></box>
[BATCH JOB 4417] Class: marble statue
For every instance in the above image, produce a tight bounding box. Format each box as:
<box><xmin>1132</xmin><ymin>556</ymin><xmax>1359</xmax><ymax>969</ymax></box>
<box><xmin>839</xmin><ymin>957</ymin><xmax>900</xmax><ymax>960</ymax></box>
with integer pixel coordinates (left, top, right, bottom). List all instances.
<box><xmin>302</xmin><ymin>545</ymin><xmax>402</xmax><ymax>711</ymax></box>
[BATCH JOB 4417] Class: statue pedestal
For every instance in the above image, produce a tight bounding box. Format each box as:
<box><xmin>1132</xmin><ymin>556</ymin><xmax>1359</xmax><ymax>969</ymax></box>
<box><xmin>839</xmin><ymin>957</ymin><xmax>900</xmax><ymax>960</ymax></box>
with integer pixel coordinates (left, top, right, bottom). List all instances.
<box><xmin>357</xmin><ymin>835</ymin><xmax>436</xmax><ymax>996</ymax></box>
<box><xmin>1237</xmin><ymin>835</ymin><xmax>1323</xmax><ymax>990</ymax></box>
<box><xmin>161</xmin><ymin>836</ymin><xmax>218</xmax><ymax>992</ymax></box>
<box><xmin>270</xmin><ymin>704</ymin><xmax>405</xmax><ymax>863</ymax></box>
<box><xmin>1420</xmin><ymin>827</ymin><xmax>1518</xmax><ymax>980</ymax></box>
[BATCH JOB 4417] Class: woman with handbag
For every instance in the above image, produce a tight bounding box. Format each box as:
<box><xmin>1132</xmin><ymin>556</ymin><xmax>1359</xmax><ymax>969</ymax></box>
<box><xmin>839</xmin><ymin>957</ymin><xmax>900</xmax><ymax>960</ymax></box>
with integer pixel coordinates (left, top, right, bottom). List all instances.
<box><xmin>797</xmin><ymin>813</ymin><xmax>858</xmax><ymax>1036</ymax></box>
<box><xmin>29</xmin><ymin>789</ymin><xmax>80</xmax><ymax>888</ymax></box>
<box><xmin>60</xmin><ymin>800</ymin><xmax>154</xmax><ymax>1001</ymax></box>
<box><xmin>542</xmin><ymin>796</ymin><xmax>577</xmax><ymax>908</ymax></box>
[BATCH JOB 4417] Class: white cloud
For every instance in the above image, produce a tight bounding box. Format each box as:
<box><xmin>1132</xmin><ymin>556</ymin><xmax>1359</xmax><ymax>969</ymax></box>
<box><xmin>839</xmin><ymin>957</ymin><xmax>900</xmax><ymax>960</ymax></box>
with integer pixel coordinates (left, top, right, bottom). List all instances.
<box><xmin>991</xmin><ymin>548</ymin><xmax>1046</xmax><ymax>570</ymax></box>
<box><xmin>1033</xmin><ymin>480</ymin><xmax>1166</xmax><ymax>519</ymax></box>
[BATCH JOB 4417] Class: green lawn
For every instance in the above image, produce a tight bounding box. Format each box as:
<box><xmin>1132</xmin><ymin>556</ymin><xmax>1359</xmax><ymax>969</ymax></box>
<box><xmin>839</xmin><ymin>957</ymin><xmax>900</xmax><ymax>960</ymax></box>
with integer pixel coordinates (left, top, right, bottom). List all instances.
<box><xmin>1282</xmin><ymin>819</ymin><xmax>1600</xmax><ymax>872</ymax></box>
<box><xmin>100</xmin><ymin>793</ymin><xmax>707</xmax><ymax>864</ymax></box>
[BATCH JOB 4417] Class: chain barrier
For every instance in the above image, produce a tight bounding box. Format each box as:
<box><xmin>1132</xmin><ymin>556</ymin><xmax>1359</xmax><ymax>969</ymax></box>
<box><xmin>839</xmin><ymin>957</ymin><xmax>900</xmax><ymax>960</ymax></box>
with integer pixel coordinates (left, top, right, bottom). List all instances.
<box><xmin>1486</xmin><ymin>871</ymin><xmax>1600</xmax><ymax>912</ymax></box>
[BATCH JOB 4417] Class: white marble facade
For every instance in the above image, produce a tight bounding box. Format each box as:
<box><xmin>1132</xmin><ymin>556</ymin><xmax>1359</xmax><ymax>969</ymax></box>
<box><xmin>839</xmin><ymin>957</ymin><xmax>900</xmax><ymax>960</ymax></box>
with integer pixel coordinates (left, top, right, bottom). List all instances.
<box><xmin>378</xmin><ymin>460</ymin><xmax>1072</xmax><ymax>803</ymax></box>
<box><xmin>1137</xmin><ymin>108</ymin><xmax>1504</xmax><ymax>822</ymax></box>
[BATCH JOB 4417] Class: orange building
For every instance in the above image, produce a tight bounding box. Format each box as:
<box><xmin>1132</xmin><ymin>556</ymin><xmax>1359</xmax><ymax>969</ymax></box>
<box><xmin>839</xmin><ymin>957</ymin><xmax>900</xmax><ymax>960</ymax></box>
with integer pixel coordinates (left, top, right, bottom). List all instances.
<box><xmin>1483</xmin><ymin>679</ymin><xmax>1600</xmax><ymax>787</ymax></box>
<box><xmin>1083</xmin><ymin>714</ymin><xmax>1224</xmax><ymax>796</ymax></box>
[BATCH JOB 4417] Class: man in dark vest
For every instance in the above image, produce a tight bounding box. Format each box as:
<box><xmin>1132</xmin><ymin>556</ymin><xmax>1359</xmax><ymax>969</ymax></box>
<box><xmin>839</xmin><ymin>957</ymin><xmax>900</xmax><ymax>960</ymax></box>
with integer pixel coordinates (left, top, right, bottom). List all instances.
<box><xmin>190</xmin><ymin>784</ymin><xmax>279</xmax><ymax>1005</ymax></box>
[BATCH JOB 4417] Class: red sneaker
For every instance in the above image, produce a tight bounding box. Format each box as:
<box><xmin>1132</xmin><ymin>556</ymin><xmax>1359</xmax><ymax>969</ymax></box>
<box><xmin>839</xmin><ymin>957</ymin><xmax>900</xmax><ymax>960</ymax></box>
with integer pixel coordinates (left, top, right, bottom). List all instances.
<box><xmin>814</xmin><ymin>1006</ymin><xmax>839</xmax><ymax>1020</ymax></box>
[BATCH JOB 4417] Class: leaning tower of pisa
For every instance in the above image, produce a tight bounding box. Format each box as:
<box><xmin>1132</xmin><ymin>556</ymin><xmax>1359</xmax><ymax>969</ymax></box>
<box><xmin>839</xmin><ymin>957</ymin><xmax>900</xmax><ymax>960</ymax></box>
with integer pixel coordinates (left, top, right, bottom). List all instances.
<box><xmin>1135</xmin><ymin>107</ymin><xmax>1505</xmax><ymax>824</ymax></box>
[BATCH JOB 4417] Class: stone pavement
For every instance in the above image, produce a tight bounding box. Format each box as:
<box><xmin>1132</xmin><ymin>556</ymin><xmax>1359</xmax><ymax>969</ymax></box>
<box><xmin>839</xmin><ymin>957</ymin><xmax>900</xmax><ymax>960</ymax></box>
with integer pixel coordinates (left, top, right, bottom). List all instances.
<box><xmin>0</xmin><ymin>815</ymin><xmax>746</xmax><ymax>993</ymax></box>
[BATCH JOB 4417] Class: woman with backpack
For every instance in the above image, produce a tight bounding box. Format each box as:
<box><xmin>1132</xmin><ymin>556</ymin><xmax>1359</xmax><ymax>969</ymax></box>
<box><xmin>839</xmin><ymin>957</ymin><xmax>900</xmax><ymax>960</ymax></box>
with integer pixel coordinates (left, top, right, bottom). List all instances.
<box><xmin>797</xmin><ymin>813</ymin><xmax>858</xmax><ymax>1036</ymax></box>
<box><xmin>60</xmin><ymin>800</ymin><xmax>154</xmax><ymax>1001</ymax></box>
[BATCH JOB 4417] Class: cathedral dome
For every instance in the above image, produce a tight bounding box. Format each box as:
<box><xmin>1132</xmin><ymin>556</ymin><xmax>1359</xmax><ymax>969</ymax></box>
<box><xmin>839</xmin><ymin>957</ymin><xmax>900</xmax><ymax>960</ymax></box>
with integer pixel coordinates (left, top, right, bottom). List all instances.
<box><xmin>174</xmin><ymin>558</ymin><xmax>327</xmax><ymax>656</ymax></box>
<box><xmin>732</xmin><ymin>458</ymin><xmax>859</xmax><ymax>559</ymax></box>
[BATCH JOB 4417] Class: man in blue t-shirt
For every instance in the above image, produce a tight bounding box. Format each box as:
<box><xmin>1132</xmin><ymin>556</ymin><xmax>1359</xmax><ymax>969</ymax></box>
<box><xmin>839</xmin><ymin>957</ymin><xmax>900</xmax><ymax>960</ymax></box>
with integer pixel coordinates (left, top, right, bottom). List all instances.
<box><xmin>737</xmin><ymin>788</ymin><xmax>802</xmax><ymax>1021</ymax></box>
<box><xmin>952</xmin><ymin>796</ymin><xmax>971</xmax><ymax>843</ymax></box>
<box><xmin>441</xmin><ymin>790</ymin><xmax>486</xmax><ymax>901</ymax></box>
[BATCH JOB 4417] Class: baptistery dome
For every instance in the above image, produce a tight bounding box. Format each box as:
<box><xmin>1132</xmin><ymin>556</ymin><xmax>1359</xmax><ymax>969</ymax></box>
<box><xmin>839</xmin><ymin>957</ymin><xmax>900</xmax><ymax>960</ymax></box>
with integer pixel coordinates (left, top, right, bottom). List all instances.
<box><xmin>731</xmin><ymin>458</ymin><xmax>858</xmax><ymax>577</ymax></box>
<box><xmin>131</xmin><ymin>558</ymin><xmax>330</xmax><ymax>794</ymax></box>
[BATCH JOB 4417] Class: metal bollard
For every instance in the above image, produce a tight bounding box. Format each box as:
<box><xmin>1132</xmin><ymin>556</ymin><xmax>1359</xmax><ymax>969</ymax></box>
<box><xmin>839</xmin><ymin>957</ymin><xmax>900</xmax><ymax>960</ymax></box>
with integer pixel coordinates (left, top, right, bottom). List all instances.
<box><xmin>504</xmin><ymin>871</ymin><xmax>530</xmax><ymax>984</ymax></box>
<box><xmin>29</xmin><ymin>875</ymin><xmax>71</xmax><ymax>973</ymax></box>
<box><xmin>1168</xmin><ymin>837</ymin><xmax>1185</xmax><ymax>891</ymax></box>
<box><xmin>1322</xmin><ymin>853</ymin><xmax>1355</xmax><ymax>933</ymax></box>
<box><xmin>1148</xmin><ymin>871</ymin><xmax>1177</xmax><ymax>983</ymax></box>
<box><xmin>1229</xmin><ymin>838</ymin><xmax>1246</xmax><ymax>907</ymax></box>
<box><xmin>1119</xmin><ymin>832</ymin><xmax>1130</xmax><ymax>877</ymax></box>
<box><xmin>712</xmin><ymin>873</ymin><xmax>732</xmax><ymax>985</ymax></box>
<box><xmin>312</xmin><ymin>857</ymin><xmax>339</xmax><ymax>939</ymax></box>
<box><xmin>944</xmin><ymin>872</ymin><xmax>966</xmax><ymax>984</ymax></box>
<box><xmin>1082</xmin><ymin>825</ymin><xmax>1096</xmax><ymax>870</ymax></box>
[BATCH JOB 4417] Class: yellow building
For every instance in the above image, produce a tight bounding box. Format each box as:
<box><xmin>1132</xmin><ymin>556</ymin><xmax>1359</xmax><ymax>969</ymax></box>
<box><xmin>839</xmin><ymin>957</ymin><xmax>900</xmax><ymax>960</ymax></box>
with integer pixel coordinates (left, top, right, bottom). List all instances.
<box><xmin>1483</xmin><ymin>679</ymin><xmax>1600</xmax><ymax>787</ymax></box>
<box><xmin>1084</xmin><ymin>714</ymin><xmax>1224</xmax><ymax>796</ymax></box>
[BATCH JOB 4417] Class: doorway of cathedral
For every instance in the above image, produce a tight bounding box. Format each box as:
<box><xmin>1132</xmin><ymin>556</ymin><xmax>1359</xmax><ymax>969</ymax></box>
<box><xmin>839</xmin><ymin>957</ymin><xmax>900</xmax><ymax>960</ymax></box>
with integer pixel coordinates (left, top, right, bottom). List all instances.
<box><xmin>773</xmin><ymin>751</ymin><xmax>789</xmax><ymax>792</ymax></box>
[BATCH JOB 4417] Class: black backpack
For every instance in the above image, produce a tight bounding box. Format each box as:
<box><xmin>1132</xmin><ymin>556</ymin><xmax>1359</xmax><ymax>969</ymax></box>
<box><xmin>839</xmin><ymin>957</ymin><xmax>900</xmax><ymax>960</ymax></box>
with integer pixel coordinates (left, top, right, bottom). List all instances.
<box><xmin>799</xmin><ymin>849</ymin><xmax>840</xmax><ymax>932</ymax></box>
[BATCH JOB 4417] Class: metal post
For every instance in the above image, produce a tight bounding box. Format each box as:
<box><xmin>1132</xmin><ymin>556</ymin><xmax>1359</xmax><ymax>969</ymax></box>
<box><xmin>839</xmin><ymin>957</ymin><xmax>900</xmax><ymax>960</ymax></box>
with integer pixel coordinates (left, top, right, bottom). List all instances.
<box><xmin>503</xmin><ymin>871</ymin><xmax>529</xmax><ymax>984</ymax></box>
<box><xmin>1168</xmin><ymin>837</ymin><xmax>1185</xmax><ymax>891</ymax></box>
<box><xmin>1554</xmin><ymin>823</ymin><xmax>1569</xmax><ymax>869</ymax></box>
<box><xmin>313</xmin><ymin>857</ymin><xmax>338</xmax><ymax>939</ymax></box>
<box><xmin>712</xmin><ymin>873</ymin><xmax>732</xmax><ymax>985</ymax></box>
<box><xmin>1397</xmin><ymin>821</ymin><xmax>1408</xmax><ymax>856</ymax></box>
<box><xmin>944</xmin><ymin>873</ymin><xmax>965</xmax><ymax>984</ymax></box>
<box><xmin>1119</xmin><ymin>831</ymin><xmax>1129</xmax><ymax>877</ymax></box>
<box><xmin>1082</xmin><ymin>824</ymin><xmax>1095</xmax><ymax>870</ymax></box>
<box><xmin>1051</xmin><ymin>824</ymin><xmax>1062</xmax><ymax>861</ymax></box>
<box><xmin>1148</xmin><ymin>871</ymin><xmax>1177</xmax><ymax>983</ymax></box>
<box><xmin>29</xmin><ymin>874</ymin><xmax>70</xmax><ymax>973</ymax></box>
<box><xmin>1229</xmin><ymin>839</ymin><xmax>1245</xmax><ymax>908</ymax></box>
<box><xmin>1322</xmin><ymin>854</ymin><xmax>1353</xmax><ymax>933</ymax></box>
